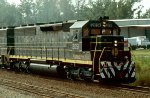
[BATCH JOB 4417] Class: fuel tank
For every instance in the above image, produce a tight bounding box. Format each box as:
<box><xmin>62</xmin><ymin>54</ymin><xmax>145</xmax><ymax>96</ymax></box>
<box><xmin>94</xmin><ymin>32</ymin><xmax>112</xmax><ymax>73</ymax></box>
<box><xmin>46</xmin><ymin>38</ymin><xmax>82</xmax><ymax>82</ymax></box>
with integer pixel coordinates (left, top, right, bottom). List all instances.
<box><xmin>29</xmin><ymin>63</ymin><xmax>62</xmax><ymax>76</ymax></box>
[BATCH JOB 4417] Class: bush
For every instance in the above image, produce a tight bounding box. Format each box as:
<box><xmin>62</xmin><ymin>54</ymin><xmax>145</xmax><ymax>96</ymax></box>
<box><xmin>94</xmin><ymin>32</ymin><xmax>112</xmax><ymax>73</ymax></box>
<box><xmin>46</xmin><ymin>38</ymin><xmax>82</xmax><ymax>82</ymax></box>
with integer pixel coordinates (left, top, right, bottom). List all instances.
<box><xmin>131</xmin><ymin>45</ymin><xmax>137</xmax><ymax>50</ymax></box>
<box><xmin>131</xmin><ymin>51</ymin><xmax>150</xmax><ymax>86</ymax></box>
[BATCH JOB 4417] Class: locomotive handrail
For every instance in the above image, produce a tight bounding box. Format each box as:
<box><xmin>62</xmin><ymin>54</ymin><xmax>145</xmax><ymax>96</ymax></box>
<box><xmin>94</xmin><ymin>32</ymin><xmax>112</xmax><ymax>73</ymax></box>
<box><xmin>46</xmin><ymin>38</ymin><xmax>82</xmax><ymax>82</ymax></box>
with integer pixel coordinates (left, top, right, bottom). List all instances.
<box><xmin>97</xmin><ymin>46</ymin><xmax>117</xmax><ymax>73</ymax></box>
<box><xmin>90</xmin><ymin>42</ymin><xmax>125</xmax><ymax>44</ymax></box>
<box><xmin>7</xmin><ymin>47</ymin><xmax>12</xmax><ymax>56</ymax></box>
<box><xmin>98</xmin><ymin>47</ymin><xmax>106</xmax><ymax>73</ymax></box>
<box><xmin>0</xmin><ymin>42</ymin><xmax>74</xmax><ymax>45</ymax></box>
<box><xmin>92</xmin><ymin>36</ymin><xmax>98</xmax><ymax>72</ymax></box>
<box><xmin>129</xmin><ymin>47</ymin><xmax>136</xmax><ymax>60</ymax></box>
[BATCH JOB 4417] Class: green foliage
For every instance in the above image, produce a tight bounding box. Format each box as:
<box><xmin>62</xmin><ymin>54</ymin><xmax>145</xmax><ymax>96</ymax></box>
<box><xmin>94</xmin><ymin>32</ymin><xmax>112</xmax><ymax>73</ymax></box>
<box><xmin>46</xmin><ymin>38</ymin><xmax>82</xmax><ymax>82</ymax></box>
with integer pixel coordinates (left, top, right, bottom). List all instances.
<box><xmin>59</xmin><ymin>0</ymin><xmax>75</xmax><ymax>20</ymax></box>
<box><xmin>19</xmin><ymin>0</ymin><xmax>37</xmax><ymax>24</ymax></box>
<box><xmin>142</xmin><ymin>9</ymin><xmax>150</xmax><ymax>18</ymax></box>
<box><xmin>131</xmin><ymin>50</ymin><xmax>150</xmax><ymax>86</ymax></box>
<box><xmin>37</xmin><ymin>0</ymin><xmax>60</xmax><ymax>22</ymax></box>
<box><xmin>0</xmin><ymin>0</ymin><xmax>148</xmax><ymax>26</ymax></box>
<box><xmin>79</xmin><ymin>0</ymin><xmax>142</xmax><ymax>19</ymax></box>
<box><xmin>0</xmin><ymin>1</ymin><xmax>22</xmax><ymax>27</ymax></box>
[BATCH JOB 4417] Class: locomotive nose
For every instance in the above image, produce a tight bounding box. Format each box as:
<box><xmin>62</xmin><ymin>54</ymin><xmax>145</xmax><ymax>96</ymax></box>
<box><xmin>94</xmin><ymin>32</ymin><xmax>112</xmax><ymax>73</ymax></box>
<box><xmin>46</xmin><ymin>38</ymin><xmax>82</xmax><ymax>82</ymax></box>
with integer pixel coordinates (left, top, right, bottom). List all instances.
<box><xmin>100</xmin><ymin>61</ymin><xmax>136</xmax><ymax>83</ymax></box>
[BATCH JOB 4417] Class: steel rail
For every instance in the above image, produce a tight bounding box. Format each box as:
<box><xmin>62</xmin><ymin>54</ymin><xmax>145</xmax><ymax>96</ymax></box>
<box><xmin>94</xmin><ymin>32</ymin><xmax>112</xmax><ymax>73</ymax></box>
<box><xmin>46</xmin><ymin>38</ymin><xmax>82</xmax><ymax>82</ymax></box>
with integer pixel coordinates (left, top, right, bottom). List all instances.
<box><xmin>118</xmin><ymin>84</ymin><xmax>150</xmax><ymax>94</ymax></box>
<box><xmin>0</xmin><ymin>78</ymin><xmax>85</xmax><ymax>98</ymax></box>
<box><xmin>0</xmin><ymin>70</ymin><xmax>149</xmax><ymax>97</ymax></box>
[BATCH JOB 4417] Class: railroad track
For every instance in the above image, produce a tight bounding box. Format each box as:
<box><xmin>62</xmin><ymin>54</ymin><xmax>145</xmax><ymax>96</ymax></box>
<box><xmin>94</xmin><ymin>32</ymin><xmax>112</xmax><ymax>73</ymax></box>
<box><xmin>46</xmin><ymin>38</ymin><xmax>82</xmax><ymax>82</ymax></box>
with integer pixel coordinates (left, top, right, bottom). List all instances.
<box><xmin>117</xmin><ymin>84</ymin><xmax>150</xmax><ymax>94</ymax></box>
<box><xmin>0</xmin><ymin>70</ymin><xmax>149</xmax><ymax>97</ymax></box>
<box><xmin>83</xmin><ymin>81</ymin><xmax>150</xmax><ymax>95</ymax></box>
<box><xmin>0</xmin><ymin>78</ymin><xmax>85</xmax><ymax>98</ymax></box>
<box><xmin>98</xmin><ymin>83</ymin><xmax>150</xmax><ymax>95</ymax></box>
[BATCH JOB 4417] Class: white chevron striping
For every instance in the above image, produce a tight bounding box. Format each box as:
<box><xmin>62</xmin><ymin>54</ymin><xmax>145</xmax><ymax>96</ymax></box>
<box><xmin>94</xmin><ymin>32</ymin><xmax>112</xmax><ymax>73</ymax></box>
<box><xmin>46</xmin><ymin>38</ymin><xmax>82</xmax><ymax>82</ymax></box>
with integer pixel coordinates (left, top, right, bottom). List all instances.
<box><xmin>131</xmin><ymin>71</ymin><xmax>135</xmax><ymax>78</ymax></box>
<box><xmin>110</xmin><ymin>68</ymin><xmax>115</xmax><ymax>76</ymax></box>
<box><xmin>100</xmin><ymin>72</ymin><xmax>105</xmax><ymax>78</ymax></box>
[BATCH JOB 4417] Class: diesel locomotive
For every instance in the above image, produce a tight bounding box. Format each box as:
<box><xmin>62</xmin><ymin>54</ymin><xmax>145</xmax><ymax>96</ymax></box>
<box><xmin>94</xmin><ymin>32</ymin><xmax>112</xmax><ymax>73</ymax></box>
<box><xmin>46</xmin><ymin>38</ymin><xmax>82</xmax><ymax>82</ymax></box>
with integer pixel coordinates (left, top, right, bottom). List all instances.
<box><xmin>0</xmin><ymin>17</ymin><xmax>136</xmax><ymax>83</ymax></box>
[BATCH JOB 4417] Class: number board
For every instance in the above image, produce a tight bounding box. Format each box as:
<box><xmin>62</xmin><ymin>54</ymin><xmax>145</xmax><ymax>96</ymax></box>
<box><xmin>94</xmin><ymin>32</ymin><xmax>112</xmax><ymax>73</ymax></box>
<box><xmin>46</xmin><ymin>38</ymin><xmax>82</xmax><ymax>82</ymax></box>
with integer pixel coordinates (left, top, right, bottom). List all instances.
<box><xmin>89</xmin><ymin>21</ymin><xmax>113</xmax><ymax>28</ymax></box>
<box><xmin>90</xmin><ymin>23</ymin><xmax>102</xmax><ymax>28</ymax></box>
<box><xmin>72</xmin><ymin>43</ymin><xmax>79</xmax><ymax>50</ymax></box>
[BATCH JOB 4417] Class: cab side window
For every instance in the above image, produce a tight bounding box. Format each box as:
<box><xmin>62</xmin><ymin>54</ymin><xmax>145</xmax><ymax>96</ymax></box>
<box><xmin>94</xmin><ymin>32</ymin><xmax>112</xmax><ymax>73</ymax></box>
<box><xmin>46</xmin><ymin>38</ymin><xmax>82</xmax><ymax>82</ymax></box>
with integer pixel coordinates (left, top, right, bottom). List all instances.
<box><xmin>72</xmin><ymin>30</ymin><xmax>79</xmax><ymax>41</ymax></box>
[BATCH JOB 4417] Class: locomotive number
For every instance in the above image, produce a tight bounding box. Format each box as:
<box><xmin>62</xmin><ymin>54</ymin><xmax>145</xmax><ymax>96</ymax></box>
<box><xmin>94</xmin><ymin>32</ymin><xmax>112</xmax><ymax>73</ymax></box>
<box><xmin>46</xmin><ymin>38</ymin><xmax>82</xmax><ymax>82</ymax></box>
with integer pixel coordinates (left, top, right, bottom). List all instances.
<box><xmin>72</xmin><ymin>44</ymin><xmax>79</xmax><ymax>50</ymax></box>
<box><xmin>90</xmin><ymin>23</ymin><xmax>101</xmax><ymax>28</ymax></box>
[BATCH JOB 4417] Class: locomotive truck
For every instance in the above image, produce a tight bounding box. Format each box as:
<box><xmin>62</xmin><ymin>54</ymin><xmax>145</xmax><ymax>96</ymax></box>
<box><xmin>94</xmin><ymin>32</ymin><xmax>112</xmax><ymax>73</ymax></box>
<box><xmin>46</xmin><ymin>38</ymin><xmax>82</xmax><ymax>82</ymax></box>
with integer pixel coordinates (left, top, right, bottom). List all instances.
<box><xmin>0</xmin><ymin>17</ymin><xmax>136</xmax><ymax>83</ymax></box>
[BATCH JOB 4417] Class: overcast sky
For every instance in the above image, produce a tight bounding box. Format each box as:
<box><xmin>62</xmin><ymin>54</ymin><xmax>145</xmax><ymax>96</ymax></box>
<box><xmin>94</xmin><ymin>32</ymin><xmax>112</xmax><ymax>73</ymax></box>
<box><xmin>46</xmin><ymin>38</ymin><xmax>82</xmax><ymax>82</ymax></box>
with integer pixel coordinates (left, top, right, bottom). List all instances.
<box><xmin>136</xmin><ymin>0</ymin><xmax>150</xmax><ymax>13</ymax></box>
<box><xmin>7</xmin><ymin>0</ymin><xmax>150</xmax><ymax>13</ymax></box>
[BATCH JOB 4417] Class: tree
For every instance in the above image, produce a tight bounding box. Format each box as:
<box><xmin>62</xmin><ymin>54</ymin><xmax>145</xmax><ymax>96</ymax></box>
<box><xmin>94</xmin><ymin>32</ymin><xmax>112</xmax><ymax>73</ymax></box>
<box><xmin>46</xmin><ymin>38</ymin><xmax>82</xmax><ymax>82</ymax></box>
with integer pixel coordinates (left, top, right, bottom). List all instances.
<box><xmin>0</xmin><ymin>0</ymin><xmax>146</xmax><ymax>27</ymax></box>
<box><xmin>0</xmin><ymin>0</ymin><xmax>22</xmax><ymax>26</ymax></box>
<box><xmin>59</xmin><ymin>0</ymin><xmax>75</xmax><ymax>21</ymax></box>
<box><xmin>0</xmin><ymin>0</ymin><xmax>7</xmax><ymax>26</ymax></box>
<box><xmin>115</xmin><ymin>0</ymin><xmax>142</xmax><ymax>19</ymax></box>
<box><xmin>142</xmin><ymin>9</ymin><xmax>150</xmax><ymax>18</ymax></box>
<box><xmin>35</xmin><ymin>0</ymin><xmax>60</xmax><ymax>23</ymax></box>
<box><xmin>74</xmin><ymin>0</ymin><xmax>88</xmax><ymax>20</ymax></box>
<box><xmin>4</xmin><ymin>4</ymin><xmax>22</xmax><ymax>26</ymax></box>
<box><xmin>19</xmin><ymin>0</ymin><xmax>36</xmax><ymax>24</ymax></box>
<box><xmin>76</xmin><ymin>0</ymin><xmax>142</xmax><ymax>20</ymax></box>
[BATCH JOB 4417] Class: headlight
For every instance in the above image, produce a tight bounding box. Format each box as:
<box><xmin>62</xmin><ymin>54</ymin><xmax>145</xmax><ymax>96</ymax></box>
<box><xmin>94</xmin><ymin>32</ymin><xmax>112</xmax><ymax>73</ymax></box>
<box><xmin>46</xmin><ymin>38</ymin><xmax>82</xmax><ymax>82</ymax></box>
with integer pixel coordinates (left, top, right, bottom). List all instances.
<box><xmin>114</xmin><ymin>40</ymin><xmax>117</xmax><ymax>43</ymax></box>
<box><xmin>114</xmin><ymin>43</ymin><xmax>117</xmax><ymax>47</ymax></box>
<box><xmin>114</xmin><ymin>40</ymin><xmax>118</xmax><ymax>47</ymax></box>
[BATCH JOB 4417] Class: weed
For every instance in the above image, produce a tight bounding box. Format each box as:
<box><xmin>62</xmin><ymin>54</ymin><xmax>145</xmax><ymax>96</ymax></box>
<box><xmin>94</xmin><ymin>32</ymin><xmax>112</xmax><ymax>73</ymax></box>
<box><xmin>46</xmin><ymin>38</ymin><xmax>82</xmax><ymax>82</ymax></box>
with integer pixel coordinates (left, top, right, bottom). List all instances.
<box><xmin>131</xmin><ymin>50</ymin><xmax>150</xmax><ymax>86</ymax></box>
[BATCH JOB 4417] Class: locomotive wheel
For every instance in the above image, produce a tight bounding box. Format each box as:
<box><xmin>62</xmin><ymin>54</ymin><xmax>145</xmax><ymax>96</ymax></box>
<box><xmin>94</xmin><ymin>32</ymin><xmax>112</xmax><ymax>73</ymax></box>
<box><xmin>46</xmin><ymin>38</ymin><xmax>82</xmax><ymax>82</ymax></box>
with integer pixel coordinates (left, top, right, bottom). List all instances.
<box><xmin>9</xmin><ymin>62</ymin><xmax>15</xmax><ymax>70</ymax></box>
<box><xmin>14</xmin><ymin>62</ymin><xmax>21</xmax><ymax>72</ymax></box>
<box><xmin>25</xmin><ymin>66</ymin><xmax>30</xmax><ymax>74</ymax></box>
<box><xmin>66</xmin><ymin>72</ymin><xmax>71</xmax><ymax>80</ymax></box>
<box><xmin>19</xmin><ymin>61</ymin><xmax>30</xmax><ymax>73</ymax></box>
<box><xmin>71</xmin><ymin>74</ymin><xmax>76</xmax><ymax>80</ymax></box>
<box><xmin>84</xmin><ymin>75</ymin><xmax>94</xmax><ymax>82</ymax></box>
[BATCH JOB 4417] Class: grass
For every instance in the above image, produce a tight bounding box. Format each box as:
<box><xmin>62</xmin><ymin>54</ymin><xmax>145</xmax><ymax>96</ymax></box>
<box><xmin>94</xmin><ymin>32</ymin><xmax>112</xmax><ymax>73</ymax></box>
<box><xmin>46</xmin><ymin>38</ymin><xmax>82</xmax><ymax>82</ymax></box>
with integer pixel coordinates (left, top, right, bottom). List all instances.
<box><xmin>130</xmin><ymin>49</ymin><xmax>150</xmax><ymax>86</ymax></box>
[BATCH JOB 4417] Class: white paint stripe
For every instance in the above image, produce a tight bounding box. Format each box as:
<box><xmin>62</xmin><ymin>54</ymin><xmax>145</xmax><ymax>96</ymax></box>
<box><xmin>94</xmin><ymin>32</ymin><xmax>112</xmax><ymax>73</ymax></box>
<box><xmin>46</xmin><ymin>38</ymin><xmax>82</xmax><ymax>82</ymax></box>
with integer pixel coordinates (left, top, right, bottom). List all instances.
<box><xmin>101</xmin><ymin>62</ymin><xmax>105</xmax><ymax>67</ymax></box>
<box><xmin>129</xmin><ymin>61</ymin><xmax>135</xmax><ymax>73</ymax></box>
<box><xmin>104</xmin><ymin>68</ymin><xmax>109</xmax><ymax>78</ymax></box>
<box><xmin>107</xmin><ymin>62</ymin><xmax>111</xmax><ymax>67</ymax></box>
<box><xmin>131</xmin><ymin>61</ymin><xmax>135</xmax><ymax>65</ymax></box>
<box><xmin>129</xmin><ymin>67</ymin><xmax>132</xmax><ymax>74</ymax></box>
<box><xmin>108</xmin><ymin>72</ymin><xmax>110</xmax><ymax>78</ymax></box>
<box><xmin>110</xmin><ymin>68</ymin><xmax>115</xmax><ymax>76</ymax></box>
<box><xmin>116</xmin><ymin>65</ymin><xmax>121</xmax><ymax>71</ymax></box>
<box><xmin>131</xmin><ymin>71</ymin><xmax>135</xmax><ymax>77</ymax></box>
<box><xmin>114</xmin><ymin>62</ymin><xmax>117</xmax><ymax>66</ymax></box>
<box><xmin>100</xmin><ymin>73</ymin><xmax>105</xmax><ymax>78</ymax></box>
<box><xmin>104</xmin><ymin>68</ymin><xmax>107</xmax><ymax>72</ymax></box>
<box><xmin>106</xmin><ymin>68</ymin><xmax>111</xmax><ymax>78</ymax></box>
<box><xmin>125</xmin><ymin>73</ymin><xmax>128</xmax><ymax>78</ymax></box>
<box><xmin>124</xmin><ymin>61</ymin><xmax>129</xmax><ymax>68</ymax></box>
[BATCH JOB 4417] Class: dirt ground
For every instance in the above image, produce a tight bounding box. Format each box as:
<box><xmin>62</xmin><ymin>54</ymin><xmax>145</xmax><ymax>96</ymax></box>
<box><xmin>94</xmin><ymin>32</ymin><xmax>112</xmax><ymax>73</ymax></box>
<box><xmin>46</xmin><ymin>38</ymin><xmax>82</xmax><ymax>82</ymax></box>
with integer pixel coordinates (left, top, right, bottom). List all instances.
<box><xmin>0</xmin><ymin>85</ymin><xmax>40</xmax><ymax>98</ymax></box>
<box><xmin>0</xmin><ymin>69</ymin><xmax>149</xmax><ymax>98</ymax></box>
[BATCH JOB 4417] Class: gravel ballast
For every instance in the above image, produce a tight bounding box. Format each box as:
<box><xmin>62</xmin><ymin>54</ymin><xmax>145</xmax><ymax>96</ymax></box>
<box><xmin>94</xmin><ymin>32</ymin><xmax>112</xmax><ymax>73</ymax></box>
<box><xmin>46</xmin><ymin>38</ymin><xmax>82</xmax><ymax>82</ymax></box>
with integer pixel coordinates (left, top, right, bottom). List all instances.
<box><xmin>0</xmin><ymin>69</ymin><xmax>149</xmax><ymax>98</ymax></box>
